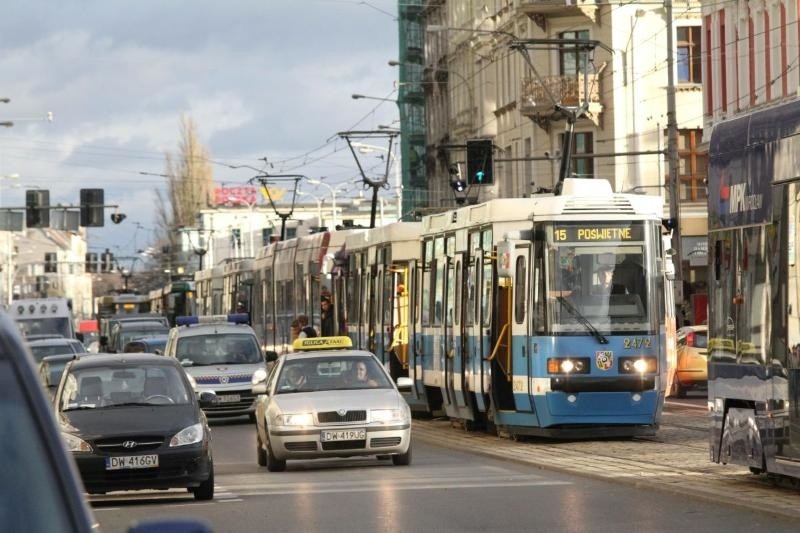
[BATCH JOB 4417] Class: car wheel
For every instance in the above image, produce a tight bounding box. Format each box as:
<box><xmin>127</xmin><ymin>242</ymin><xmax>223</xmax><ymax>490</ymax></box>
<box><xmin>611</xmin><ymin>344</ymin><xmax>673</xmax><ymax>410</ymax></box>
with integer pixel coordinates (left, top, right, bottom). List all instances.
<box><xmin>265</xmin><ymin>438</ymin><xmax>286</xmax><ymax>472</ymax></box>
<box><xmin>392</xmin><ymin>442</ymin><xmax>412</xmax><ymax>466</ymax></box>
<box><xmin>670</xmin><ymin>376</ymin><xmax>685</xmax><ymax>398</ymax></box>
<box><xmin>193</xmin><ymin>462</ymin><xmax>214</xmax><ymax>501</ymax></box>
<box><xmin>257</xmin><ymin>432</ymin><xmax>267</xmax><ymax>467</ymax></box>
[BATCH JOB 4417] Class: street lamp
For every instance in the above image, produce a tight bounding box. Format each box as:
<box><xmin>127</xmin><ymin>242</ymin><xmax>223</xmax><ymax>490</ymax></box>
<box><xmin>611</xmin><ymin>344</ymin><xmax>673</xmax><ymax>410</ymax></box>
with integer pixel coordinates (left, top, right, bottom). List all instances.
<box><xmin>351</xmin><ymin>93</ymin><xmax>398</xmax><ymax>104</ymax></box>
<box><xmin>307</xmin><ymin>179</ymin><xmax>353</xmax><ymax>229</ymax></box>
<box><xmin>297</xmin><ymin>190</ymin><xmax>324</xmax><ymax>225</ymax></box>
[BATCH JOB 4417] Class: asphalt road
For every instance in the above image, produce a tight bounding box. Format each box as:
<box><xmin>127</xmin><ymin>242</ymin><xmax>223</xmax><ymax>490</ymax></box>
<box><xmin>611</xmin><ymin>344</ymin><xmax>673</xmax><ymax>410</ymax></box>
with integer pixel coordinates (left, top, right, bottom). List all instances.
<box><xmin>92</xmin><ymin>401</ymin><xmax>799</xmax><ymax>533</ymax></box>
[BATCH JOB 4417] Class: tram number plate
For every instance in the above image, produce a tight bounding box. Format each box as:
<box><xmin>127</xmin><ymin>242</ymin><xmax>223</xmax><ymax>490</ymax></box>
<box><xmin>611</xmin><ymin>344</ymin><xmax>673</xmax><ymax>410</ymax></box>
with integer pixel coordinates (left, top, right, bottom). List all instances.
<box><xmin>106</xmin><ymin>455</ymin><xmax>159</xmax><ymax>470</ymax></box>
<box><xmin>320</xmin><ymin>429</ymin><xmax>366</xmax><ymax>442</ymax></box>
<box><xmin>217</xmin><ymin>394</ymin><xmax>241</xmax><ymax>403</ymax></box>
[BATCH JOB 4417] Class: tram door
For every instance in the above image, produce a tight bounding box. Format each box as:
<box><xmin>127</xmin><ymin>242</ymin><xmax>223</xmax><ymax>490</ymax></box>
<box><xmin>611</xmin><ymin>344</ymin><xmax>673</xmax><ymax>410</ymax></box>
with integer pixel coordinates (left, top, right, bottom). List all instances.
<box><xmin>408</xmin><ymin>259</ymin><xmax>425</xmax><ymax>399</ymax></box>
<box><xmin>512</xmin><ymin>244</ymin><xmax>534</xmax><ymax>412</ymax></box>
<box><xmin>444</xmin><ymin>253</ymin><xmax>468</xmax><ymax>412</ymax></box>
<box><xmin>782</xmin><ymin>183</ymin><xmax>800</xmax><ymax>459</ymax></box>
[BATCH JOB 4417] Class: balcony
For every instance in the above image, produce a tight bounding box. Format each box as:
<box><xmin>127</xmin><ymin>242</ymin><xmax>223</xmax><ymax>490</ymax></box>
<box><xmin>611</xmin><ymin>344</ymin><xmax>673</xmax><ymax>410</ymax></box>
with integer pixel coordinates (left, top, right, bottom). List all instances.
<box><xmin>520</xmin><ymin>73</ymin><xmax>603</xmax><ymax>129</ymax></box>
<box><xmin>518</xmin><ymin>0</ymin><xmax>599</xmax><ymax>24</ymax></box>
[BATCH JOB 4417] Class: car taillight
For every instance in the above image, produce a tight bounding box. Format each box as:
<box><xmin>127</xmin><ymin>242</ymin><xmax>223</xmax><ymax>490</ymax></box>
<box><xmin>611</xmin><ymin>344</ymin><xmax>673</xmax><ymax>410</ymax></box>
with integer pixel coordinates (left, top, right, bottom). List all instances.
<box><xmin>685</xmin><ymin>331</ymin><xmax>695</xmax><ymax>347</ymax></box>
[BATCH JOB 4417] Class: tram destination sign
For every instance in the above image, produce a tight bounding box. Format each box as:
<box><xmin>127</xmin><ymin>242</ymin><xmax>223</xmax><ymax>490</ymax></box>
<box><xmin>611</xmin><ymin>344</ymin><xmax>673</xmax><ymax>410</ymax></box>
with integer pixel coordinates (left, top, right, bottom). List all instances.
<box><xmin>553</xmin><ymin>224</ymin><xmax>644</xmax><ymax>243</ymax></box>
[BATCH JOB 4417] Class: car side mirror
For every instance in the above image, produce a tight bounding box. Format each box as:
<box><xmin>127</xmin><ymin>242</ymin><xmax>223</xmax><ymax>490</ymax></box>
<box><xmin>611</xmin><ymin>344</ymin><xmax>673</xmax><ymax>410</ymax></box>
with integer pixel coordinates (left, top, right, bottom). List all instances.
<box><xmin>197</xmin><ymin>391</ymin><xmax>217</xmax><ymax>408</ymax></box>
<box><xmin>264</xmin><ymin>350</ymin><xmax>278</xmax><ymax>363</ymax></box>
<box><xmin>396</xmin><ymin>377</ymin><xmax>413</xmax><ymax>391</ymax></box>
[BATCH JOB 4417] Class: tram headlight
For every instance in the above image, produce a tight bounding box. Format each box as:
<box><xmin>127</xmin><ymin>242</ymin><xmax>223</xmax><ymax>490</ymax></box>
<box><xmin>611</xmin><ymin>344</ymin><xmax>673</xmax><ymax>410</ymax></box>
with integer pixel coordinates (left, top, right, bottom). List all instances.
<box><xmin>547</xmin><ymin>358</ymin><xmax>590</xmax><ymax>375</ymax></box>
<box><xmin>619</xmin><ymin>357</ymin><xmax>657</xmax><ymax>374</ymax></box>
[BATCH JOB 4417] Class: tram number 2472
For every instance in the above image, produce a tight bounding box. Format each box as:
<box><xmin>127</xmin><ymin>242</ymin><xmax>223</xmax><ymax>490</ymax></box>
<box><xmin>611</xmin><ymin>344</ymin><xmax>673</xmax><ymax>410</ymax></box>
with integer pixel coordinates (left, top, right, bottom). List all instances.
<box><xmin>623</xmin><ymin>338</ymin><xmax>652</xmax><ymax>349</ymax></box>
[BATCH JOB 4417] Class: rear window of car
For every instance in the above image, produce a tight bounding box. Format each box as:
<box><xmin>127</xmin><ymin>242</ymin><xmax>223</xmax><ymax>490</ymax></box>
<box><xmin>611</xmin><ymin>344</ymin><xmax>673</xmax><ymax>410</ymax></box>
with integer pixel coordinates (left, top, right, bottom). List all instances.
<box><xmin>29</xmin><ymin>343</ymin><xmax>78</xmax><ymax>362</ymax></box>
<box><xmin>175</xmin><ymin>333</ymin><xmax>261</xmax><ymax>366</ymax></box>
<box><xmin>694</xmin><ymin>331</ymin><xmax>708</xmax><ymax>348</ymax></box>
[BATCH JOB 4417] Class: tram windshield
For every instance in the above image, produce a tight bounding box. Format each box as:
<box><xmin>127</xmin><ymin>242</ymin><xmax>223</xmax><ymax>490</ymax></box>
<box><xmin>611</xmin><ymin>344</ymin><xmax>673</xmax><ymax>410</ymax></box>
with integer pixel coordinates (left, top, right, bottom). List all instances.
<box><xmin>545</xmin><ymin>222</ymin><xmax>656</xmax><ymax>334</ymax></box>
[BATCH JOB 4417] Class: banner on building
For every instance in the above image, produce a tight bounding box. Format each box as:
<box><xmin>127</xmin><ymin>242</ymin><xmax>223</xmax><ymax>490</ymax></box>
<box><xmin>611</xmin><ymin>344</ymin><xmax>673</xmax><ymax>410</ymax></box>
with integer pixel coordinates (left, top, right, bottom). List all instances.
<box><xmin>214</xmin><ymin>185</ymin><xmax>258</xmax><ymax>206</ymax></box>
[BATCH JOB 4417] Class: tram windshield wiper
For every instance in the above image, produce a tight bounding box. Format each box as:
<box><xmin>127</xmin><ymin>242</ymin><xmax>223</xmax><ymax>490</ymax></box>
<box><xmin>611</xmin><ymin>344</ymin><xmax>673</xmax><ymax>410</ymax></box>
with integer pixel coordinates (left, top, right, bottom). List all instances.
<box><xmin>556</xmin><ymin>296</ymin><xmax>608</xmax><ymax>344</ymax></box>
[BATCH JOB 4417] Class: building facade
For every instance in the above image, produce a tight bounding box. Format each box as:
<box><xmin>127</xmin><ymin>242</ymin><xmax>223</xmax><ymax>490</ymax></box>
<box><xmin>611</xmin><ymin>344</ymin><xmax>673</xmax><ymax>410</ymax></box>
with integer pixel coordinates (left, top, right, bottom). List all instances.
<box><xmin>416</xmin><ymin>0</ymin><xmax>706</xmax><ymax>321</ymax></box>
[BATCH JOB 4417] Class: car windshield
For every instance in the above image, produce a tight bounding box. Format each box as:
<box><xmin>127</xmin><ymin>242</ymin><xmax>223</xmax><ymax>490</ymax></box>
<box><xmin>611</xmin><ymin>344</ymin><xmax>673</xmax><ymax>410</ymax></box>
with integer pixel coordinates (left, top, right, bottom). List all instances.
<box><xmin>175</xmin><ymin>333</ymin><xmax>262</xmax><ymax>366</ymax></box>
<box><xmin>276</xmin><ymin>356</ymin><xmax>392</xmax><ymax>394</ymax></box>
<box><xmin>29</xmin><ymin>343</ymin><xmax>78</xmax><ymax>362</ymax></box>
<box><xmin>17</xmin><ymin>317</ymin><xmax>72</xmax><ymax>338</ymax></box>
<box><xmin>59</xmin><ymin>364</ymin><xmax>191</xmax><ymax>410</ymax></box>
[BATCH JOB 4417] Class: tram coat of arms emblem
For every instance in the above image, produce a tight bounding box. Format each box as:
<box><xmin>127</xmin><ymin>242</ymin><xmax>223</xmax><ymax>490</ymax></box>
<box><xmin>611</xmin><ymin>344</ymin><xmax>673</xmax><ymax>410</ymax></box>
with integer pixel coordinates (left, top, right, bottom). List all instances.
<box><xmin>595</xmin><ymin>351</ymin><xmax>613</xmax><ymax>371</ymax></box>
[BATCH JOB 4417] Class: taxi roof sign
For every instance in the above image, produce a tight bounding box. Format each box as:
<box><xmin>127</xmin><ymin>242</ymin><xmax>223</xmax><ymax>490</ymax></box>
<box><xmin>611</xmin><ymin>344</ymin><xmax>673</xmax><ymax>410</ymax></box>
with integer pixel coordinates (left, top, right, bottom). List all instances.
<box><xmin>292</xmin><ymin>336</ymin><xmax>353</xmax><ymax>351</ymax></box>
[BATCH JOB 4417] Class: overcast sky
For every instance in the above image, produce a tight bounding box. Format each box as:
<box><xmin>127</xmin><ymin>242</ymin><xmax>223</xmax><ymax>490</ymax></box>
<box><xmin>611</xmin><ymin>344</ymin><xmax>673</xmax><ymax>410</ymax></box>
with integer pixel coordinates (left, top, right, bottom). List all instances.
<box><xmin>0</xmin><ymin>0</ymin><xmax>399</xmax><ymax>258</ymax></box>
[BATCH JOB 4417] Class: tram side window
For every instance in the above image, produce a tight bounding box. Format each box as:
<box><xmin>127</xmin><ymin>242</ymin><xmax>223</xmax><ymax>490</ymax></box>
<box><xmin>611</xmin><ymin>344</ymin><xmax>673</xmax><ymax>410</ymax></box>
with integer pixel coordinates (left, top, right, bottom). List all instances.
<box><xmin>709</xmin><ymin>235</ymin><xmax>736</xmax><ymax>363</ymax></box>
<box><xmin>737</xmin><ymin>226</ymin><xmax>769</xmax><ymax>365</ymax></box>
<box><xmin>514</xmin><ymin>255</ymin><xmax>526</xmax><ymax>324</ymax></box>
<box><xmin>433</xmin><ymin>261</ymin><xmax>444</xmax><ymax>326</ymax></box>
<box><xmin>421</xmin><ymin>240</ymin><xmax>432</xmax><ymax>326</ymax></box>
<box><xmin>533</xmin><ymin>246</ymin><xmax>546</xmax><ymax>333</ymax></box>
<box><xmin>465</xmin><ymin>262</ymin><xmax>476</xmax><ymax>326</ymax></box>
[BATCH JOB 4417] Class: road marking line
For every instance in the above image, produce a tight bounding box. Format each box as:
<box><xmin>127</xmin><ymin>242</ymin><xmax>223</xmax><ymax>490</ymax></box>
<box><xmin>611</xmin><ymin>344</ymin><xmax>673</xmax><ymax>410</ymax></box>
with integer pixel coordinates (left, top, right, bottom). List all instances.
<box><xmin>229</xmin><ymin>480</ymin><xmax>571</xmax><ymax>496</ymax></box>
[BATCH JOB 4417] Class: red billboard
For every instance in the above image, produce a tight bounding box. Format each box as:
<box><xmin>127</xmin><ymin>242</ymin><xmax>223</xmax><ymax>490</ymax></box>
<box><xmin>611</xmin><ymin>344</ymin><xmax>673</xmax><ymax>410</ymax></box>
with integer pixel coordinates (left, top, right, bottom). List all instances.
<box><xmin>214</xmin><ymin>185</ymin><xmax>258</xmax><ymax>206</ymax></box>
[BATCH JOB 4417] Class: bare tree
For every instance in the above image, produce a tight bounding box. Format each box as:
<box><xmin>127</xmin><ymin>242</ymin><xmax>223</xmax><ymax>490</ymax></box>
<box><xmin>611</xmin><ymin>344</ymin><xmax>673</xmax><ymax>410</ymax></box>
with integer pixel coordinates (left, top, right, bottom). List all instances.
<box><xmin>153</xmin><ymin>115</ymin><xmax>214</xmax><ymax>271</ymax></box>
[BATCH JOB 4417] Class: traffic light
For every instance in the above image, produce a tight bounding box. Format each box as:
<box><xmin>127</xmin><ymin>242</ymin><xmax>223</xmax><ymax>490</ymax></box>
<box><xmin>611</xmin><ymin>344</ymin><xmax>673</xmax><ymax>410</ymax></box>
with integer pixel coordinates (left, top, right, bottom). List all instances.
<box><xmin>448</xmin><ymin>163</ymin><xmax>467</xmax><ymax>193</ymax></box>
<box><xmin>85</xmin><ymin>252</ymin><xmax>98</xmax><ymax>273</ymax></box>
<box><xmin>466</xmin><ymin>139</ymin><xmax>494</xmax><ymax>184</ymax></box>
<box><xmin>26</xmin><ymin>190</ymin><xmax>50</xmax><ymax>228</ymax></box>
<box><xmin>80</xmin><ymin>188</ymin><xmax>104</xmax><ymax>227</ymax></box>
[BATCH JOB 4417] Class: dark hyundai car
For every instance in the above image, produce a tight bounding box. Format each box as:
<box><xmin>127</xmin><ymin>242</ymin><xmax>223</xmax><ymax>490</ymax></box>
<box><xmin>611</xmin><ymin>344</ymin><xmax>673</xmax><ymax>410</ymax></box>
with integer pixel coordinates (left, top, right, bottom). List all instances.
<box><xmin>56</xmin><ymin>354</ymin><xmax>216</xmax><ymax>500</ymax></box>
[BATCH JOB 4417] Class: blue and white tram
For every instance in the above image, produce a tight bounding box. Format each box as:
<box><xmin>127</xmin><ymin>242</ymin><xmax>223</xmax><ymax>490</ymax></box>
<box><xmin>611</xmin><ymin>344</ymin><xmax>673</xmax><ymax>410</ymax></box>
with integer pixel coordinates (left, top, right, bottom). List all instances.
<box><xmin>417</xmin><ymin>178</ymin><xmax>671</xmax><ymax>437</ymax></box>
<box><xmin>343</xmin><ymin>222</ymin><xmax>421</xmax><ymax>385</ymax></box>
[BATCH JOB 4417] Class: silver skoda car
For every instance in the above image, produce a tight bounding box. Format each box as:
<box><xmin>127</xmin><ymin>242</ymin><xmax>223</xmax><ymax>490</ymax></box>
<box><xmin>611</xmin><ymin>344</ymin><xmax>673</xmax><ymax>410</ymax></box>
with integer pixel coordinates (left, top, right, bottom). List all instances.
<box><xmin>252</xmin><ymin>337</ymin><xmax>412</xmax><ymax>471</ymax></box>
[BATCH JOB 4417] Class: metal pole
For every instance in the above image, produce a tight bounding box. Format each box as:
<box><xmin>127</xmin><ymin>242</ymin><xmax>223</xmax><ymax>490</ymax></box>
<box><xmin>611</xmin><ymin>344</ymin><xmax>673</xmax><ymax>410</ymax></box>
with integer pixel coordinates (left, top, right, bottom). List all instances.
<box><xmin>665</xmin><ymin>0</ymin><xmax>683</xmax><ymax>306</ymax></box>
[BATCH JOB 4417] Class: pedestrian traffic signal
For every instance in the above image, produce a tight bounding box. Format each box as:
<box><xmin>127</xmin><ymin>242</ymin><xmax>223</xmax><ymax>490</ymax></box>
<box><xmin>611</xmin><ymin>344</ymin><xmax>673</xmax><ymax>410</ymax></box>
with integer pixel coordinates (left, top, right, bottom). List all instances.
<box><xmin>448</xmin><ymin>163</ymin><xmax>467</xmax><ymax>193</ymax></box>
<box><xmin>466</xmin><ymin>139</ymin><xmax>494</xmax><ymax>185</ymax></box>
<box><xmin>26</xmin><ymin>190</ymin><xmax>50</xmax><ymax>228</ymax></box>
<box><xmin>80</xmin><ymin>188</ymin><xmax>104</xmax><ymax>227</ymax></box>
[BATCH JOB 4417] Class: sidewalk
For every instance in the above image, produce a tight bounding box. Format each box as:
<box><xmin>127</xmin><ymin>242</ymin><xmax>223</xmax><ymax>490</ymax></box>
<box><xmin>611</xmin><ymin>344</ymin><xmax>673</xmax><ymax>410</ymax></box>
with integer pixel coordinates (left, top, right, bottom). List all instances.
<box><xmin>412</xmin><ymin>412</ymin><xmax>800</xmax><ymax>521</ymax></box>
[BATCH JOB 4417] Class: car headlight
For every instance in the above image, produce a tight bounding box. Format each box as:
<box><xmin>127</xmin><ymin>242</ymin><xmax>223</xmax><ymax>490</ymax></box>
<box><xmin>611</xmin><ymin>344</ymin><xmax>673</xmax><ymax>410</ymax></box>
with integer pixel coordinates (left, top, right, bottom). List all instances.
<box><xmin>276</xmin><ymin>413</ymin><xmax>314</xmax><ymax>426</ymax></box>
<box><xmin>169</xmin><ymin>423</ymin><xmax>204</xmax><ymax>447</ymax></box>
<box><xmin>251</xmin><ymin>368</ymin><xmax>268</xmax><ymax>385</ymax></box>
<box><xmin>62</xmin><ymin>432</ymin><xmax>92</xmax><ymax>453</ymax></box>
<box><xmin>371</xmin><ymin>409</ymin><xmax>406</xmax><ymax>423</ymax></box>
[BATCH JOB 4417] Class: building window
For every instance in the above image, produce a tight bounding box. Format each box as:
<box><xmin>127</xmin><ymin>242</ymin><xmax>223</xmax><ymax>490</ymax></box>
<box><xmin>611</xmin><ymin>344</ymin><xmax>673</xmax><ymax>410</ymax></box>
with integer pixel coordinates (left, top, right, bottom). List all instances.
<box><xmin>44</xmin><ymin>253</ymin><xmax>57</xmax><ymax>274</ymax></box>
<box><xmin>559</xmin><ymin>30</ymin><xmax>590</xmax><ymax>76</ymax></box>
<box><xmin>677</xmin><ymin>26</ymin><xmax>702</xmax><ymax>83</ymax></box>
<box><xmin>678</xmin><ymin>129</ymin><xmax>707</xmax><ymax>202</ymax></box>
<box><xmin>560</xmin><ymin>132</ymin><xmax>594</xmax><ymax>179</ymax></box>
<box><xmin>261</xmin><ymin>227</ymin><xmax>273</xmax><ymax>246</ymax></box>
